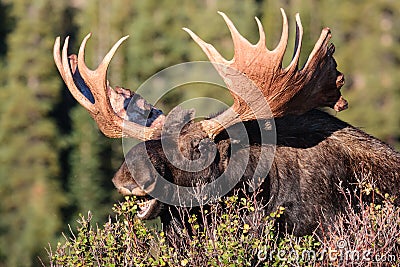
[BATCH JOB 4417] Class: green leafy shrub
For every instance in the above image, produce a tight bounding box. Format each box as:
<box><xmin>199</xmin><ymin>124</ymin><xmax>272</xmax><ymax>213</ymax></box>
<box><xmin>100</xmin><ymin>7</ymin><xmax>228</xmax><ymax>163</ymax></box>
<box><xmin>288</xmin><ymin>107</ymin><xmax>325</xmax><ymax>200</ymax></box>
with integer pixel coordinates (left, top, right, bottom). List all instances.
<box><xmin>48</xmin><ymin>185</ymin><xmax>400</xmax><ymax>267</ymax></box>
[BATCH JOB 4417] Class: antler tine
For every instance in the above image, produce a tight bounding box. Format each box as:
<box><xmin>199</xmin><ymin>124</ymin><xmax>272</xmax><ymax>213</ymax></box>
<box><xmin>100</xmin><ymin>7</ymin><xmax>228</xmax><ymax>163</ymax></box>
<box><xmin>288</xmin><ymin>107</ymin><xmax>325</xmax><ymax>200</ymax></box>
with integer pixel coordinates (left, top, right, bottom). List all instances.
<box><xmin>254</xmin><ymin>17</ymin><xmax>266</xmax><ymax>48</ymax></box>
<box><xmin>53</xmin><ymin>37</ymin><xmax>65</xmax><ymax>79</ymax></box>
<box><xmin>54</xmin><ymin>36</ymin><xmax>95</xmax><ymax>111</ymax></box>
<box><xmin>271</xmin><ymin>8</ymin><xmax>289</xmax><ymax>61</ymax></box>
<box><xmin>303</xmin><ymin>27</ymin><xmax>332</xmax><ymax>71</ymax></box>
<box><xmin>99</xmin><ymin>35</ymin><xmax>129</xmax><ymax>74</ymax></box>
<box><xmin>182</xmin><ymin>27</ymin><xmax>229</xmax><ymax>65</ymax></box>
<box><xmin>79</xmin><ymin>34</ymin><xmax>129</xmax><ymax>81</ymax></box>
<box><xmin>77</xmin><ymin>33</ymin><xmax>129</xmax><ymax>104</ymax></box>
<box><xmin>77</xmin><ymin>33</ymin><xmax>93</xmax><ymax>76</ymax></box>
<box><xmin>218</xmin><ymin>11</ymin><xmax>253</xmax><ymax>58</ymax></box>
<box><xmin>286</xmin><ymin>13</ymin><xmax>303</xmax><ymax>71</ymax></box>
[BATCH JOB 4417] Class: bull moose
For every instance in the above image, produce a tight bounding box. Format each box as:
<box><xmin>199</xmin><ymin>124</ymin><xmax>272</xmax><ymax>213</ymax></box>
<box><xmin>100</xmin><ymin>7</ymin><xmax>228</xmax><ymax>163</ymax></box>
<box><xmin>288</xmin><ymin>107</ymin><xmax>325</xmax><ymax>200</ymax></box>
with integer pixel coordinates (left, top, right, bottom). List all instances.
<box><xmin>53</xmin><ymin>9</ymin><xmax>400</xmax><ymax>237</ymax></box>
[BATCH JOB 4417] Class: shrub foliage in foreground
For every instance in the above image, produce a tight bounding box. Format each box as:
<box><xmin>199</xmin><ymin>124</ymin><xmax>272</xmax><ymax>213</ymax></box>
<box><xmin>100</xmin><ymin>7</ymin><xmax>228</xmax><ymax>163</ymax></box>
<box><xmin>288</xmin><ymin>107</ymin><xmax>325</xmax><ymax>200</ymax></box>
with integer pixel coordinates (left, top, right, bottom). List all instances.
<box><xmin>48</xmin><ymin>186</ymin><xmax>400</xmax><ymax>267</ymax></box>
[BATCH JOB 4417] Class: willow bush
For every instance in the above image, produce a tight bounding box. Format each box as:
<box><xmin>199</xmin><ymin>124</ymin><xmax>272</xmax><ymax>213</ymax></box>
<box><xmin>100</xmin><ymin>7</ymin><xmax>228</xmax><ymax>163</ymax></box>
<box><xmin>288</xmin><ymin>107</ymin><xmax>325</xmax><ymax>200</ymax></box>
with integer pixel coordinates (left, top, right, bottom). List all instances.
<box><xmin>48</xmin><ymin>184</ymin><xmax>400</xmax><ymax>267</ymax></box>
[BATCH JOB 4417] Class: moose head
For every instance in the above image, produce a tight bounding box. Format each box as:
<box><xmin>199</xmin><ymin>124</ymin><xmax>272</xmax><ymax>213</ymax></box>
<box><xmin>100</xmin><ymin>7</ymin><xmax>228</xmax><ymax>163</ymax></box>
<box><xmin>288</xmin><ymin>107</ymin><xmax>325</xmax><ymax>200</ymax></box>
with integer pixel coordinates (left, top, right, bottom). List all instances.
<box><xmin>53</xmin><ymin>10</ymin><xmax>400</xmax><ymax>236</ymax></box>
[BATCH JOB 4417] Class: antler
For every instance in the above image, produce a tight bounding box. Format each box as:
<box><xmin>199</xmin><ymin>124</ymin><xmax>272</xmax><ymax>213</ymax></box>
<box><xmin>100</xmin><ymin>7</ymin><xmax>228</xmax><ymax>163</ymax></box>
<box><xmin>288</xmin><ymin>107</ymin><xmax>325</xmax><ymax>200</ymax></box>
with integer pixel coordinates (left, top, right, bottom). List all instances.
<box><xmin>53</xmin><ymin>34</ymin><xmax>164</xmax><ymax>140</ymax></box>
<box><xmin>184</xmin><ymin>9</ymin><xmax>347</xmax><ymax>138</ymax></box>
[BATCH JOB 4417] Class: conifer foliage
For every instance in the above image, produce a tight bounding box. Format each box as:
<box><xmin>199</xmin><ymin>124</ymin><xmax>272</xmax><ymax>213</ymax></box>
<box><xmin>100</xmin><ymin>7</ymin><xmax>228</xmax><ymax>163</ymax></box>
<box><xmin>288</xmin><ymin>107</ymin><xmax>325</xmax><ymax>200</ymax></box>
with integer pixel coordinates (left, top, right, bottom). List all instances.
<box><xmin>0</xmin><ymin>1</ymin><xmax>67</xmax><ymax>266</ymax></box>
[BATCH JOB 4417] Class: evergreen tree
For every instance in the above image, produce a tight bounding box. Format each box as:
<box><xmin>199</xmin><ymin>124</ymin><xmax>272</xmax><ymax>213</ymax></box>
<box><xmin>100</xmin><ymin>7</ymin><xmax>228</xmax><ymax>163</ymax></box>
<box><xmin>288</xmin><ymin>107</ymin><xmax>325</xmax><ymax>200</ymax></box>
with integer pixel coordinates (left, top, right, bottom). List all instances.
<box><xmin>0</xmin><ymin>1</ymin><xmax>13</xmax><ymax>58</ymax></box>
<box><xmin>66</xmin><ymin>108</ymin><xmax>112</xmax><ymax>225</ymax></box>
<box><xmin>0</xmin><ymin>0</ymin><xmax>67</xmax><ymax>266</ymax></box>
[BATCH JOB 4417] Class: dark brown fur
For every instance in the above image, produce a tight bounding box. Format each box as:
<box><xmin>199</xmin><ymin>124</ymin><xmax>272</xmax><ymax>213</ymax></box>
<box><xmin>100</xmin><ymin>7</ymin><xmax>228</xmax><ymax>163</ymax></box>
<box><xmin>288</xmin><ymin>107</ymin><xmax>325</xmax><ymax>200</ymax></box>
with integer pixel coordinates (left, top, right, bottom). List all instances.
<box><xmin>113</xmin><ymin>109</ymin><xmax>400</xmax><ymax>236</ymax></box>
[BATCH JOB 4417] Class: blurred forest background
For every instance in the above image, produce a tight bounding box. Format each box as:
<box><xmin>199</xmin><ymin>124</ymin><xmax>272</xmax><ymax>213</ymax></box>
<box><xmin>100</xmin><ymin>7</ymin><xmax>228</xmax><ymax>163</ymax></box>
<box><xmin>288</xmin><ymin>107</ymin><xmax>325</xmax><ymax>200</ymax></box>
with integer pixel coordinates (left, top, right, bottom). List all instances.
<box><xmin>0</xmin><ymin>0</ymin><xmax>399</xmax><ymax>266</ymax></box>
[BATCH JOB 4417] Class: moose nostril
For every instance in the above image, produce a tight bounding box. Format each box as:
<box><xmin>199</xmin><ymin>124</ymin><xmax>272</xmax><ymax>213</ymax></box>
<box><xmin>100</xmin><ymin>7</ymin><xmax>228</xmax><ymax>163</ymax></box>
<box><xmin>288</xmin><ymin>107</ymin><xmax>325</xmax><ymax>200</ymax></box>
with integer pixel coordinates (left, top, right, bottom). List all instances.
<box><xmin>117</xmin><ymin>184</ymin><xmax>139</xmax><ymax>196</ymax></box>
<box><xmin>123</xmin><ymin>184</ymin><xmax>137</xmax><ymax>192</ymax></box>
